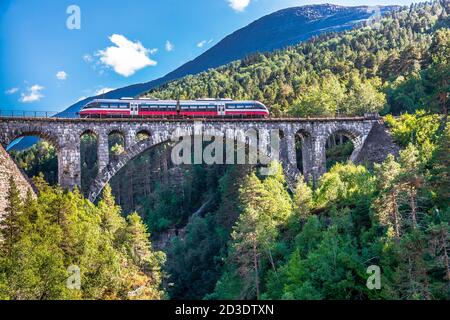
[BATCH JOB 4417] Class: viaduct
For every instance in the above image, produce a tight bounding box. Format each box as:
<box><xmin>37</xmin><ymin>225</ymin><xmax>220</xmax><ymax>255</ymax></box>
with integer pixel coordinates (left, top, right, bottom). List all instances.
<box><xmin>0</xmin><ymin>116</ymin><xmax>392</xmax><ymax>202</ymax></box>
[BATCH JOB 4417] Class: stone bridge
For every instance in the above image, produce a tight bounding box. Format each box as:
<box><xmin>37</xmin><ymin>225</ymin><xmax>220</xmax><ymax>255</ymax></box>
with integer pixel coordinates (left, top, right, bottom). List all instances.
<box><xmin>0</xmin><ymin>116</ymin><xmax>384</xmax><ymax>202</ymax></box>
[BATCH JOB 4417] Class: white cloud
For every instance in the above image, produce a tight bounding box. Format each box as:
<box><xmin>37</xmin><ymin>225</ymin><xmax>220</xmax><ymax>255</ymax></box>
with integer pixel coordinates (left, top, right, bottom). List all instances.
<box><xmin>83</xmin><ymin>54</ymin><xmax>94</xmax><ymax>63</ymax></box>
<box><xmin>165</xmin><ymin>40</ymin><xmax>174</xmax><ymax>52</ymax></box>
<box><xmin>5</xmin><ymin>87</ymin><xmax>19</xmax><ymax>95</ymax></box>
<box><xmin>20</xmin><ymin>85</ymin><xmax>44</xmax><ymax>103</ymax></box>
<box><xmin>97</xmin><ymin>34</ymin><xmax>157</xmax><ymax>77</ymax></box>
<box><xmin>227</xmin><ymin>0</ymin><xmax>251</xmax><ymax>12</ymax></box>
<box><xmin>149</xmin><ymin>48</ymin><xmax>158</xmax><ymax>54</ymax></box>
<box><xmin>56</xmin><ymin>71</ymin><xmax>68</xmax><ymax>80</ymax></box>
<box><xmin>197</xmin><ymin>40</ymin><xmax>207</xmax><ymax>48</ymax></box>
<box><xmin>95</xmin><ymin>87</ymin><xmax>115</xmax><ymax>96</ymax></box>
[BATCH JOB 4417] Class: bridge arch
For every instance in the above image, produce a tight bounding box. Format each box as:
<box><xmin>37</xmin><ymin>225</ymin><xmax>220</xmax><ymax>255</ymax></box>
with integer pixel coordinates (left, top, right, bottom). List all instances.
<box><xmin>2</xmin><ymin>127</ymin><xmax>61</xmax><ymax>186</ymax></box>
<box><xmin>293</xmin><ymin>129</ymin><xmax>313</xmax><ymax>177</ymax></box>
<box><xmin>135</xmin><ymin>129</ymin><xmax>151</xmax><ymax>142</ymax></box>
<box><xmin>2</xmin><ymin>126</ymin><xmax>61</xmax><ymax>151</ymax></box>
<box><xmin>318</xmin><ymin>124</ymin><xmax>368</xmax><ymax>175</ymax></box>
<box><xmin>80</xmin><ymin>129</ymin><xmax>100</xmax><ymax>195</ymax></box>
<box><xmin>88</xmin><ymin>130</ymin><xmax>277</xmax><ymax>202</ymax></box>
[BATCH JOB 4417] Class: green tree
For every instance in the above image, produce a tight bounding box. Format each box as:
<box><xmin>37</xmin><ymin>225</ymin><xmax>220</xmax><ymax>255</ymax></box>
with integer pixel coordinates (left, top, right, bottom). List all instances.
<box><xmin>1</xmin><ymin>177</ymin><xmax>24</xmax><ymax>257</ymax></box>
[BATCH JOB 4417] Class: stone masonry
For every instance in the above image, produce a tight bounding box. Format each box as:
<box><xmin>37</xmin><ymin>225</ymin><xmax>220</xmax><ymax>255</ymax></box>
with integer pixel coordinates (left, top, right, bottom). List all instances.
<box><xmin>0</xmin><ymin>116</ymin><xmax>391</xmax><ymax>202</ymax></box>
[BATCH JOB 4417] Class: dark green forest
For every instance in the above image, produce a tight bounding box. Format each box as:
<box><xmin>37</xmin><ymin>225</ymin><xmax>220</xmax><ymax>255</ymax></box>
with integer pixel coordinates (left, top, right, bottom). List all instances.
<box><xmin>3</xmin><ymin>1</ymin><xmax>449</xmax><ymax>300</ymax></box>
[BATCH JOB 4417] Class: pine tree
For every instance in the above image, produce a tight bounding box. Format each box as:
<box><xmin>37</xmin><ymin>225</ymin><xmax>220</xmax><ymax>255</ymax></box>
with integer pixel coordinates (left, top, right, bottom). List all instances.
<box><xmin>98</xmin><ymin>184</ymin><xmax>125</xmax><ymax>237</ymax></box>
<box><xmin>429</xmin><ymin>122</ymin><xmax>450</xmax><ymax>207</ymax></box>
<box><xmin>293</xmin><ymin>175</ymin><xmax>313</xmax><ymax>219</ymax></box>
<box><xmin>398</xmin><ymin>144</ymin><xmax>425</xmax><ymax>230</ymax></box>
<box><xmin>374</xmin><ymin>155</ymin><xmax>402</xmax><ymax>239</ymax></box>
<box><xmin>121</xmin><ymin>212</ymin><xmax>165</xmax><ymax>300</ymax></box>
<box><xmin>1</xmin><ymin>176</ymin><xmax>23</xmax><ymax>257</ymax></box>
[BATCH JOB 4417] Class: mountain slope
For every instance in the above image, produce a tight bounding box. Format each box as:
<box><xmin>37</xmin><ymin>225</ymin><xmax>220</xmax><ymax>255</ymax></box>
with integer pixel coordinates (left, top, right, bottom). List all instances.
<box><xmin>142</xmin><ymin>1</ymin><xmax>448</xmax><ymax>117</ymax></box>
<box><xmin>14</xmin><ymin>3</ymin><xmax>397</xmax><ymax>150</ymax></box>
<box><xmin>62</xmin><ymin>4</ymin><xmax>397</xmax><ymax>115</ymax></box>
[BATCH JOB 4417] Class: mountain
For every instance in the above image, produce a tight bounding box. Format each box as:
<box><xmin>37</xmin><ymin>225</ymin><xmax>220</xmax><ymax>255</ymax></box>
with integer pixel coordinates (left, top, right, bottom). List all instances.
<box><xmin>61</xmin><ymin>4</ymin><xmax>399</xmax><ymax>116</ymax></box>
<box><xmin>14</xmin><ymin>3</ymin><xmax>398</xmax><ymax>149</ymax></box>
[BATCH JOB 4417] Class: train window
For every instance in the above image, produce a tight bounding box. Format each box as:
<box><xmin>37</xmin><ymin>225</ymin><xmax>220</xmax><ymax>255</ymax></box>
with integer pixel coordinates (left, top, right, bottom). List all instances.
<box><xmin>149</xmin><ymin>105</ymin><xmax>157</xmax><ymax>109</ymax></box>
<box><xmin>110</xmin><ymin>104</ymin><xmax>118</xmax><ymax>109</ymax></box>
<box><xmin>207</xmin><ymin>105</ymin><xmax>215</xmax><ymax>109</ymax></box>
<box><xmin>190</xmin><ymin>105</ymin><xmax>197</xmax><ymax>109</ymax></box>
<box><xmin>227</xmin><ymin>105</ymin><xmax>235</xmax><ymax>109</ymax></box>
<box><xmin>101</xmin><ymin>104</ymin><xmax>109</xmax><ymax>108</ymax></box>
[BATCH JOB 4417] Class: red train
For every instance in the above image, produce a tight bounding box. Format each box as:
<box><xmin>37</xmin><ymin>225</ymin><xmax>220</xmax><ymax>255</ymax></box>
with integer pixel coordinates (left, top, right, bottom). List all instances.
<box><xmin>78</xmin><ymin>98</ymin><xmax>269</xmax><ymax>118</ymax></box>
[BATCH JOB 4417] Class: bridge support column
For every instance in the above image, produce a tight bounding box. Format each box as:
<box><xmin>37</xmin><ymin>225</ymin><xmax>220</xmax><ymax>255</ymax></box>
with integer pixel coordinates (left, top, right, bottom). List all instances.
<box><xmin>280</xmin><ymin>131</ymin><xmax>300</xmax><ymax>189</ymax></box>
<box><xmin>349</xmin><ymin>136</ymin><xmax>364</xmax><ymax>163</ymax></box>
<box><xmin>300</xmin><ymin>135</ymin><xmax>314</xmax><ymax>182</ymax></box>
<box><xmin>125</xmin><ymin>132</ymin><xmax>135</xmax><ymax>150</ymax></box>
<box><xmin>58</xmin><ymin>140</ymin><xmax>81</xmax><ymax>191</ymax></box>
<box><xmin>97</xmin><ymin>133</ymin><xmax>109</xmax><ymax>173</ymax></box>
<box><xmin>310</xmin><ymin>136</ymin><xmax>327</xmax><ymax>185</ymax></box>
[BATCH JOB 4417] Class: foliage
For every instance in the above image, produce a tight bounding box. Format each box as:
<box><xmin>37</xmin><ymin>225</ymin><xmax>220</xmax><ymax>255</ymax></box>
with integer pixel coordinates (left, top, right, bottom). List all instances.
<box><xmin>10</xmin><ymin>141</ymin><xmax>58</xmax><ymax>185</ymax></box>
<box><xmin>144</xmin><ymin>2</ymin><xmax>448</xmax><ymax>117</ymax></box>
<box><xmin>384</xmin><ymin>110</ymin><xmax>441</xmax><ymax>161</ymax></box>
<box><xmin>0</xmin><ymin>181</ymin><xmax>165</xmax><ymax>300</ymax></box>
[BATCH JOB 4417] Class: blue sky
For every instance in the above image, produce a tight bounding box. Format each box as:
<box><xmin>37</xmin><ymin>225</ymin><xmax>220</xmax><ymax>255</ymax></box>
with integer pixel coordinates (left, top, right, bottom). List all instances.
<box><xmin>0</xmin><ymin>0</ymin><xmax>422</xmax><ymax>112</ymax></box>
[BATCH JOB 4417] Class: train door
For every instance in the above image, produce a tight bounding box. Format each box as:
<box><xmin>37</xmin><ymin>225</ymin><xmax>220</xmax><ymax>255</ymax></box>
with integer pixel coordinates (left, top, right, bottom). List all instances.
<box><xmin>217</xmin><ymin>103</ymin><xmax>226</xmax><ymax>116</ymax></box>
<box><xmin>130</xmin><ymin>103</ymin><xmax>139</xmax><ymax>116</ymax></box>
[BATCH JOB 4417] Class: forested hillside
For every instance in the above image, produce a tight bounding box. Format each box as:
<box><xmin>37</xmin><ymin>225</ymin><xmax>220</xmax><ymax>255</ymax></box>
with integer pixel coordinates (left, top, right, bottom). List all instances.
<box><xmin>3</xmin><ymin>1</ymin><xmax>449</xmax><ymax>300</ymax></box>
<box><xmin>144</xmin><ymin>1</ymin><xmax>449</xmax><ymax>117</ymax></box>
<box><xmin>0</xmin><ymin>178</ymin><xmax>165</xmax><ymax>299</ymax></box>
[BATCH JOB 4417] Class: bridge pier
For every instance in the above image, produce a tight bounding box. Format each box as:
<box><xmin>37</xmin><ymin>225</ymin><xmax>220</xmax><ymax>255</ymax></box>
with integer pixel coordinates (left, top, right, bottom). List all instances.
<box><xmin>97</xmin><ymin>132</ymin><xmax>109</xmax><ymax>173</ymax></box>
<box><xmin>310</xmin><ymin>136</ymin><xmax>327</xmax><ymax>184</ymax></box>
<box><xmin>58</xmin><ymin>143</ymin><xmax>81</xmax><ymax>191</ymax></box>
<box><xmin>300</xmin><ymin>134</ymin><xmax>314</xmax><ymax>182</ymax></box>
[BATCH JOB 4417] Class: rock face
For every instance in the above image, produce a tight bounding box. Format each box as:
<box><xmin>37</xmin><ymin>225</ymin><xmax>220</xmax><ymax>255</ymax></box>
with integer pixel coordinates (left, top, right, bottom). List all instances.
<box><xmin>0</xmin><ymin>145</ymin><xmax>36</xmax><ymax>218</ymax></box>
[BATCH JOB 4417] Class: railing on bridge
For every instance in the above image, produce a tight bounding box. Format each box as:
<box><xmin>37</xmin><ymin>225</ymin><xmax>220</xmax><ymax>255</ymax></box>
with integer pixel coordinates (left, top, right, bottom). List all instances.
<box><xmin>0</xmin><ymin>109</ymin><xmax>381</xmax><ymax>121</ymax></box>
<box><xmin>0</xmin><ymin>110</ymin><xmax>72</xmax><ymax>118</ymax></box>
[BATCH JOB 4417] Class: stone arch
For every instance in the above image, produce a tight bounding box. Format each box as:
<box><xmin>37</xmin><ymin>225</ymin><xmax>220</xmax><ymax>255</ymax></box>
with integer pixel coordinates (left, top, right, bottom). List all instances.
<box><xmin>4</xmin><ymin>126</ymin><xmax>61</xmax><ymax>151</ymax></box>
<box><xmin>80</xmin><ymin>129</ymin><xmax>99</xmax><ymax>195</ymax></box>
<box><xmin>135</xmin><ymin>129</ymin><xmax>151</xmax><ymax>142</ymax></box>
<box><xmin>107</xmin><ymin>129</ymin><xmax>126</xmax><ymax>160</ymax></box>
<box><xmin>80</xmin><ymin>128</ymin><xmax>99</xmax><ymax>139</ymax></box>
<box><xmin>88</xmin><ymin>130</ymin><xmax>281</xmax><ymax>202</ymax></box>
<box><xmin>294</xmin><ymin>129</ymin><xmax>313</xmax><ymax>178</ymax></box>
<box><xmin>323</xmin><ymin>126</ymin><xmax>365</xmax><ymax>169</ymax></box>
<box><xmin>3</xmin><ymin>126</ymin><xmax>61</xmax><ymax>186</ymax></box>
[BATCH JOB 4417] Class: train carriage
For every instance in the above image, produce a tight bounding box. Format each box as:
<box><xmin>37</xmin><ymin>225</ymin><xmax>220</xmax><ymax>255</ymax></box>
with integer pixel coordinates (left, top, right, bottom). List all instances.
<box><xmin>78</xmin><ymin>98</ymin><xmax>269</xmax><ymax>118</ymax></box>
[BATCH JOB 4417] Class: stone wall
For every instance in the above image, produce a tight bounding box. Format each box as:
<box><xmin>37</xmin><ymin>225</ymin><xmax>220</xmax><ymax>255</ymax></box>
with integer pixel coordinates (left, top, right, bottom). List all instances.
<box><xmin>0</xmin><ymin>145</ymin><xmax>36</xmax><ymax>218</ymax></box>
<box><xmin>354</xmin><ymin>121</ymin><xmax>400</xmax><ymax>166</ymax></box>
